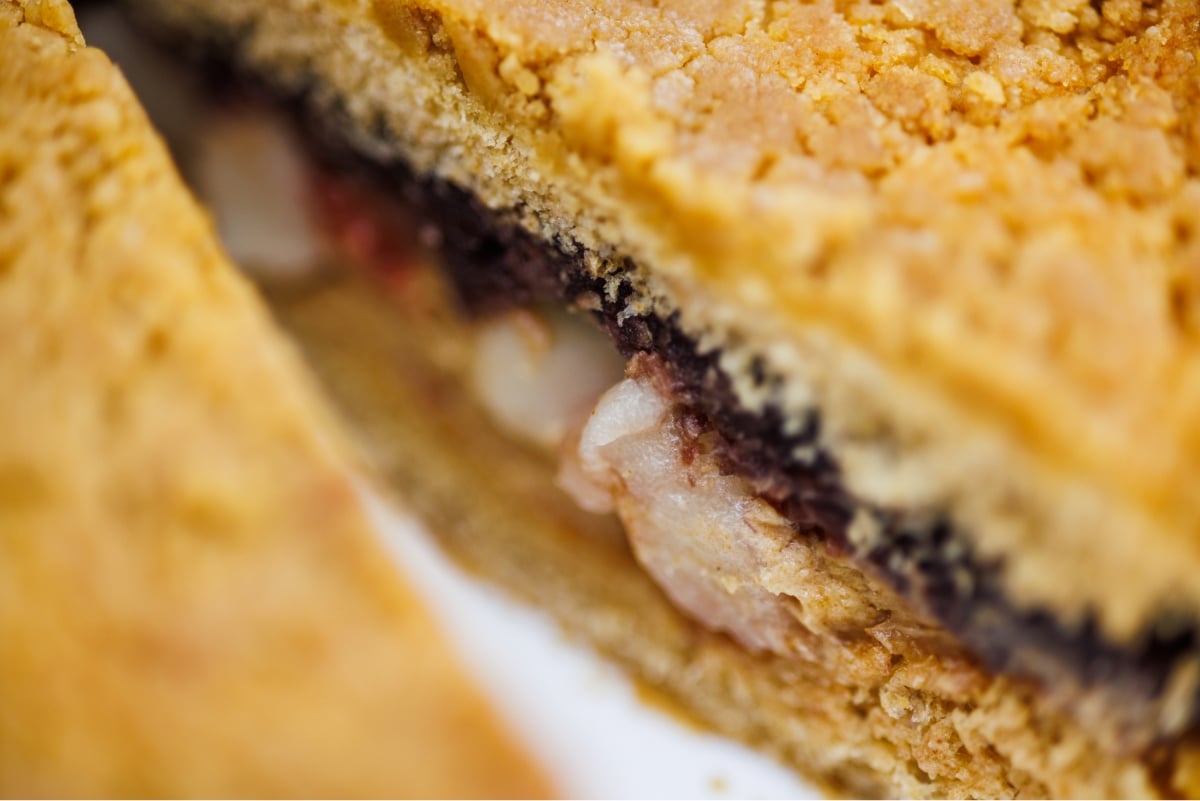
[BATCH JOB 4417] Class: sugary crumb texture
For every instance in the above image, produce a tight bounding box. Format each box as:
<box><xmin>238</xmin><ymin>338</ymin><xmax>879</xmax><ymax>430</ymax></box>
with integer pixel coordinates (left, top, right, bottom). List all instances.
<box><xmin>0</xmin><ymin>3</ymin><xmax>548</xmax><ymax>796</ymax></box>
<box><xmin>126</xmin><ymin>0</ymin><xmax>1200</xmax><ymax>644</ymax></box>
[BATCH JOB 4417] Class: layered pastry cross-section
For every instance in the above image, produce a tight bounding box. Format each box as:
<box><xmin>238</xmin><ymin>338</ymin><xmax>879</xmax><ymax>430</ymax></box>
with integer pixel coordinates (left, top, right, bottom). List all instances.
<box><xmin>118</xmin><ymin>0</ymin><xmax>1200</xmax><ymax>796</ymax></box>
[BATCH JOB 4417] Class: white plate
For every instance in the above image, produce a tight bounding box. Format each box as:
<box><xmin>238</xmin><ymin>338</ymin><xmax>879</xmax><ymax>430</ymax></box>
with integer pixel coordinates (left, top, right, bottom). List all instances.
<box><xmin>361</xmin><ymin>490</ymin><xmax>820</xmax><ymax>800</ymax></box>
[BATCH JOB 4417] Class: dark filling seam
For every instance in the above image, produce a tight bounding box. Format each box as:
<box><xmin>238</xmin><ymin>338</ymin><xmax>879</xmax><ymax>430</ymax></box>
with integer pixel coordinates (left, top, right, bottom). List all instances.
<box><xmin>118</xmin><ymin>9</ymin><xmax>1200</xmax><ymax>745</ymax></box>
<box><xmin>411</xmin><ymin>172</ymin><xmax>1200</xmax><ymax>742</ymax></box>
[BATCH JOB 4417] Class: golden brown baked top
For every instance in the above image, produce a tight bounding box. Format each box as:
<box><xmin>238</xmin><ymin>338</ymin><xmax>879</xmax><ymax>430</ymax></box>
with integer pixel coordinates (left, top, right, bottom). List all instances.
<box><xmin>303</xmin><ymin>0</ymin><xmax>1200</xmax><ymax>636</ymax></box>
<box><xmin>116</xmin><ymin>0</ymin><xmax>1200</xmax><ymax>636</ymax></box>
<box><xmin>0</xmin><ymin>3</ymin><xmax>548</xmax><ymax>795</ymax></box>
<box><xmin>380</xmin><ymin>0</ymin><xmax>1200</xmax><ymax>549</ymax></box>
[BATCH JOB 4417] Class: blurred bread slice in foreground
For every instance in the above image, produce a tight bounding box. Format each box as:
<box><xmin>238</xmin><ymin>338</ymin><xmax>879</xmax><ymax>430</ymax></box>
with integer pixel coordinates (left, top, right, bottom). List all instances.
<box><xmin>0</xmin><ymin>2</ymin><xmax>549</xmax><ymax>796</ymax></box>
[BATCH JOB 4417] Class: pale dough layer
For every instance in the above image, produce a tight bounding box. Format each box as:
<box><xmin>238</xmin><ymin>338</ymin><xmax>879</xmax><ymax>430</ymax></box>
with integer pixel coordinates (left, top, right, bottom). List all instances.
<box><xmin>263</xmin><ymin>261</ymin><xmax>1195</xmax><ymax>799</ymax></box>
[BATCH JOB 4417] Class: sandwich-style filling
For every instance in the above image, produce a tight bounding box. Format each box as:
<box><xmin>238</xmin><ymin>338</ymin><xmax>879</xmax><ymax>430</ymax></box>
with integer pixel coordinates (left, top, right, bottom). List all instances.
<box><xmin>300</xmin><ymin>143</ymin><xmax>1200</xmax><ymax>748</ymax></box>
<box><xmin>89</xmin><ymin>5</ymin><xmax>1199</xmax><ymax>755</ymax></box>
<box><xmin>197</xmin><ymin>96</ymin><xmax>1198</xmax><ymax>747</ymax></box>
<box><xmin>561</xmin><ymin>362</ymin><xmax>913</xmax><ymax>658</ymax></box>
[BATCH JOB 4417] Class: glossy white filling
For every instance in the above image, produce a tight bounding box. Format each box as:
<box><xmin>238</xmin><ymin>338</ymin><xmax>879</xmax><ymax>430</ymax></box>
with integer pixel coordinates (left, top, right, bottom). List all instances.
<box><xmin>471</xmin><ymin>307</ymin><xmax>624</xmax><ymax>450</ymax></box>
<box><xmin>194</xmin><ymin>109</ymin><xmax>325</xmax><ymax>278</ymax></box>
<box><xmin>560</xmin><ymin>377</ymin><xmax>827</xmax><ymax>655</ymax></box>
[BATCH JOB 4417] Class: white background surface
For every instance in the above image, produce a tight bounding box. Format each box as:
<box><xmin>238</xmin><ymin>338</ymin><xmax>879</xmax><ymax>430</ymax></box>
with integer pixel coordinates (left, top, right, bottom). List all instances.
<box><xmin>362</xmin><ymin>490</ymin><xmax>820</xmax><ymax>799</ymax></box>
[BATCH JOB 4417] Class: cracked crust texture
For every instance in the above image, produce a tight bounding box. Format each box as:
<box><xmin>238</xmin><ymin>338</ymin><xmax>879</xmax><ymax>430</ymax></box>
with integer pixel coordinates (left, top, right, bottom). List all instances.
<box><xmin>123</xmin><ymin>0</ymin><xmax>1200</xmax><ymax>643</ymax></box>
<box><xmin>0</xmin><ymin>4</ymin><xmax>547</xmax><ymax>796</ymax></box>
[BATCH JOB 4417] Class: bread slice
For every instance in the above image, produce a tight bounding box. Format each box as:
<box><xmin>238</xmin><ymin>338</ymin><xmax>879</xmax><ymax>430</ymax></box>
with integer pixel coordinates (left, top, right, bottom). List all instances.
<box><xmin>117</xmin><ymin>0</ymin><xmax>1200</xmax><ymax>796</ymax></box>
<box><xmin>0</xmin><ymin>3</ymin><xmax>548</xmax><ymax>796</ymax></box>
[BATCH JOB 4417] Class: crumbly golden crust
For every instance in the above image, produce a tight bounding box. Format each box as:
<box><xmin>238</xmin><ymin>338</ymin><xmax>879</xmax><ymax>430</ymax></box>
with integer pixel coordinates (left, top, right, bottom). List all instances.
<box><xmin>0</xmin><ymin>5</ymin><xmax>548</xmax><ymax>796</ymax></box>
<box><xmin>123</xmin><ymin>0</ymin><xmax>1200</xmax><ymax>642</ymax></box>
